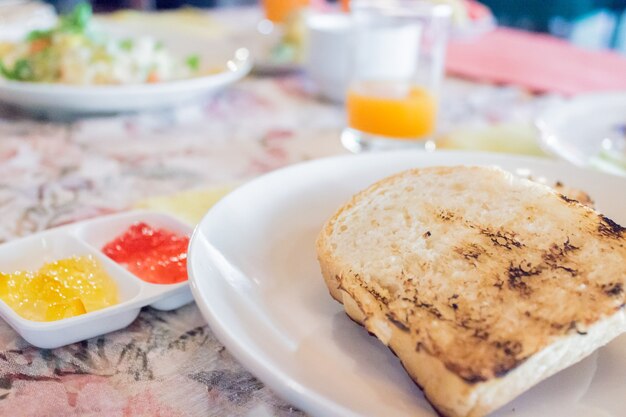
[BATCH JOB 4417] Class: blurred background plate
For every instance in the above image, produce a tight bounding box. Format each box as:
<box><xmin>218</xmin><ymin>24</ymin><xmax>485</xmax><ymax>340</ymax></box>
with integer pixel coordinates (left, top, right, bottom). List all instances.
<box><xmin>0</xmin><ymin>20</ymin><xmax>252</xmax><ymax>115</ymax></box>
<box><xmin>536</xmin><ymin>92</ymin><xmax>626</xmax><ymax>176</ymax></box>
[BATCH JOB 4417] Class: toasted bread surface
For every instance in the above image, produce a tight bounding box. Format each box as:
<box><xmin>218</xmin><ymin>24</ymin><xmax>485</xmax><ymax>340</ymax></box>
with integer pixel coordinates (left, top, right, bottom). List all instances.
<box><xmin>316</xmin><ymin>166</ymin><xmax>626</xmax><ymax>417</ymax></box>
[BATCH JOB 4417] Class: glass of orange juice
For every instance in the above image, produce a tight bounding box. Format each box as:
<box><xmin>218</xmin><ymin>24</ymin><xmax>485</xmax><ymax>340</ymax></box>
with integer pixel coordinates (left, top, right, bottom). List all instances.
<box><xmin>342</xmin><ymin>0</ymin><xmax>451</xmax><ymax>152</ymax></box>
<box><xmin>262</xmin><ymin>0</ymin><xmax>310</xmax><ymax>23</ymax></box>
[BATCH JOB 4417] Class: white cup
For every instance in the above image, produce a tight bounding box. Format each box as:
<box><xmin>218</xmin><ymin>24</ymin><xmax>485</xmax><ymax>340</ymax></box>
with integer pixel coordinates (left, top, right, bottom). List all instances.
<box><xmin>305</xmin><ymin>12</ymin><xmax>422</xmax><ymax>103</ymax></box>
<box><xmin>305</xmin><ymin>13</ymin><xmax>352</xmax><ymax>103</ymax></box>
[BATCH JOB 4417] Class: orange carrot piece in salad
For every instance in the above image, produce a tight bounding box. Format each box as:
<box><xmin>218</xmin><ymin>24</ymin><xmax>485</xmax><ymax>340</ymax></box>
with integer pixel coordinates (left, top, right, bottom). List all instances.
<box><xmin>30</xmin><ymin>38</ymin><xmax>51</xmax><ymax>53</ymax></box>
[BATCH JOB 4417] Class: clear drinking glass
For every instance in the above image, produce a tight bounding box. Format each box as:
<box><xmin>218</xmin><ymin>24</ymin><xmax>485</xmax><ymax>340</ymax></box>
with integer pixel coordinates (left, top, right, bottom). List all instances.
<box><xmin>341</xmin><ymin>0</ymin><xmax>451</xmax><ymax>152</ymax></box>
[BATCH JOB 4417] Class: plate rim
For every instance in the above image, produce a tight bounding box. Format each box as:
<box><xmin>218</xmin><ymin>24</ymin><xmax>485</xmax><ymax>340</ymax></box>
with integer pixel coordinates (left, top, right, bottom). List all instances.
<box><xmin>535</xmin><ymin>91</ymin><xmax>626</xmax><ymax>169</ymax></box>
<box><xmin>0</xmin><ymin>52</ymin><xmax>252</xmax><ymax>95</ymax></box>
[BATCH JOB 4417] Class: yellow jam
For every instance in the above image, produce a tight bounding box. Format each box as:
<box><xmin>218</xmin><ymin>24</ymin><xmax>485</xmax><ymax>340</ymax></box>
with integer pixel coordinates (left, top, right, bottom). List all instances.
<box><xmin>0</xmin><ymin>255</ymin><xmax>119</xmax><ymax>322</ymax></box>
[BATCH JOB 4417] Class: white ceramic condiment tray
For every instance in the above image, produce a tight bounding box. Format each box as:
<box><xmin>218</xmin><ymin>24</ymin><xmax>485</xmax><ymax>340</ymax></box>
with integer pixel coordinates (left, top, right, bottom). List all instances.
<box><xmin>0</xmin><ymin>210</ymin><xmax>193</xmax><ymax>349</ymax></box>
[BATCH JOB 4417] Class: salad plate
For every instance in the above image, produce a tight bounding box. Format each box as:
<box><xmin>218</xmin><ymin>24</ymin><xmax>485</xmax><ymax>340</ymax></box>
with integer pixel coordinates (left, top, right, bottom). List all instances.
<box><xmin>188</xmin><ymin>150</ymin><xmax>626</xmax><ymax>417</ymax></box>
<box><xmin>0</xmin><ymin>5</ymin><xmax>252</xmax><ymax>114</ymax></box>
<box><xmin>0</xmin><ymin>48</ymin><xmax>251</xmax><ymax>114</ymax></box>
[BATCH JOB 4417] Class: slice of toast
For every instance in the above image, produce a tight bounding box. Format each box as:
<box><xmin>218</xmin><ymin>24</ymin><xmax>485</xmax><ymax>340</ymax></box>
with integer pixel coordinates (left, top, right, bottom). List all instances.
<box><xmin>316</xmin><ymin>166</ymin><xmax>626</xmax><ymax>417</ymax></box>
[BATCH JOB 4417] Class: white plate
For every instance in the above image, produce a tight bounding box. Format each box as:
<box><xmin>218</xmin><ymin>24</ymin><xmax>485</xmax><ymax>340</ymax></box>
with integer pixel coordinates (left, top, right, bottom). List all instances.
<box><xmin>536</xmin><ymin>92</ymin><xmax>626</xmax><ymax>176</ymax></box>
<box><xmin>188</xmin><ymin>150</ymin><xmax>626</xmax><ymax>417</ymax></box>
<box><xmin>0</xmin><ymin>22</ymin><xmax>252</xmax><ymax>114</ymax></box>
<box><xmin>0</xmin><ymin>210</ymin><xmax>194</xmax><ymax>348</ymax></box>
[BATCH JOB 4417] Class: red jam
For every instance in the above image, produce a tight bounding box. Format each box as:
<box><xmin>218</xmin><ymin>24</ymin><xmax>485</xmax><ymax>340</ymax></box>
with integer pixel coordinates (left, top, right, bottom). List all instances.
<box><xmin>102</xmin><ymin>222</ymin><xmax>189</xmax><ymax>284</ymax></box>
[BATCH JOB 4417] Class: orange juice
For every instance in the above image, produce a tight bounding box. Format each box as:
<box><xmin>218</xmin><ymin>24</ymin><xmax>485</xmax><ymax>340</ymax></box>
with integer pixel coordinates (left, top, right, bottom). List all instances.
<box><xmin>347</xmin><ymin>82</ymin><xmax>437</xmax><ymax>139</ymax></box>
<box><xmin>262</xmin><ymin>0</ymin><xmax>309</xmax><ymax>23</ymax></box>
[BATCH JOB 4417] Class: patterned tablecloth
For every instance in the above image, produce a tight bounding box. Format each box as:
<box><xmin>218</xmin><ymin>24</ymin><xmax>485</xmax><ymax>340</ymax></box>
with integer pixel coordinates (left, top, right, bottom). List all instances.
<box><xmin>0</xmin><ymin>11</ymin><xmax>560</xmax><ymax>416</ymax></box>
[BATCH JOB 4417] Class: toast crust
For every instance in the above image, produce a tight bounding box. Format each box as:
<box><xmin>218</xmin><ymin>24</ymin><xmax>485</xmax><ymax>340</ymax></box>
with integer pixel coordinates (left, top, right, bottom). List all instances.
<box><xmin>316</xmin><ymin>166</ymin><xmax>626</xmax><ymax>417</ymax></box>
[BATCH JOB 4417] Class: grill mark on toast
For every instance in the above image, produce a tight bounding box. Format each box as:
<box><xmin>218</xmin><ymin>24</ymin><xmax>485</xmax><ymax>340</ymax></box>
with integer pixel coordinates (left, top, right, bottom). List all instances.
<box><xmin>348</xmin><ymin>279</ymin><xmax>390</xmax><ymax>305</ymax></box>
<box><xmin>602</xmin><ymin>282</ymin><xmax>623</xmax><ymax>297</ymax></box>
<box><xmin>560</xmin><ymin>194</ymin><xmax>579</xmax><ymax>204</ymax></box>
<box><xmin>445</xmin><ymin>362</ymin><xmax>488</xmax><ymax>384</ymax></box>
<box><xmin>554</xmin><ymin>182</ymin><xmax>594</xmax><ymax>207</ymax></box>
<box><xmin>507</xmin><ymin>261</ymin><xmax>541</xmax><ymax>296</ymax></box>
<box><xmin>472</xmin><ymin>328</ymin><xmax>490</xmax><ymax>340</ymax></box>
<box><xmin>493</xmin><ymin>277</ymin><xmax>504</xmax><ymax>290</ymax></box>
<box><xmin>542</xmin><ymin>239</ymin><xmax>580</xmax><ymax>276</ymax></box>
<box><xmin>502</xmin><ymin>239</ymin><xmax>582</xmax><ymax>291</ymax></box>
<box><xmin>353</xmin><ymin>274</ymin><xmax>445</xmax><ymax>322</ymax></box>
<box><xmin>458</xmin><ymin>318</ymin><xmax>491</xmax><ymax>343</ymax></box>
<box><xmin>598</xmin><ymin>215</ymin><xmax>625</xmax><ymax>239</ymax></box>
<box><xmin>387</xmin><ymin>313</ymin><xmax>411</xmax><ymax>332</ymax></box>
<box><xmin>493</xmin><ymin>339</ymin><xmax>523</xmax><ymax>356</ymax></box>
<box><xmin>491</xmin><ymin>340</ymin><xmax>526</xmax><ymax>377</ymax></box>
<box><xmin>455</xmin><ymin>243</ymin><xmax>485</xmax><ymax>266</ymax></box>
<box><xmin>415</xmin><ymin>301</ymin><xmax>444</xmax><ymax>320</ymax></box>
<box><xmin>480</xmin><ymin>228</ymin><xmax>523</xmax><ymax>250</ymax></box>
<box><xmin>438</xmin><ymin>210</ymin><xmax>455</xmax><ymax>221</ymax></box>
<box><xmin>448</xmin><ymin>294</ymin><xmax>460</xmax><ymax>311</ymax></box>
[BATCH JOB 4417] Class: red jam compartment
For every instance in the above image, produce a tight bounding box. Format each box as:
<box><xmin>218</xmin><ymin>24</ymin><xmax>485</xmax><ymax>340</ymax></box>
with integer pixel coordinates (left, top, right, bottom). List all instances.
<box><xmin>102</xmin><ymin>222</ymin><xmax>190</xmax><ymax>285</ymax></box>
<box><xmin>77</xmin><ymin>211</ymin><xmax>193</xmax><ymax>287</ymax></box>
